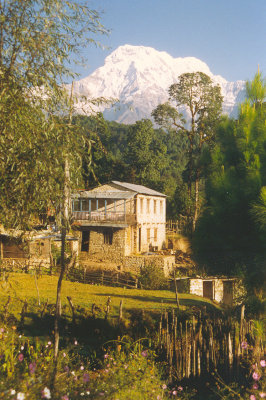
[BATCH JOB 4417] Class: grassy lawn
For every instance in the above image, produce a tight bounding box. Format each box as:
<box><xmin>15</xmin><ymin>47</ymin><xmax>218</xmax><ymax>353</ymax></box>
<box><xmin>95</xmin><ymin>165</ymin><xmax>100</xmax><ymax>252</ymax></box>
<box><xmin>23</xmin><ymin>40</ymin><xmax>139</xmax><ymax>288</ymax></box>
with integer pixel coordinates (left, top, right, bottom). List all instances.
<box><xmin>0</xmin><ymin>273</ymin><xmax>221</xmax><ymax>321</ymax></box>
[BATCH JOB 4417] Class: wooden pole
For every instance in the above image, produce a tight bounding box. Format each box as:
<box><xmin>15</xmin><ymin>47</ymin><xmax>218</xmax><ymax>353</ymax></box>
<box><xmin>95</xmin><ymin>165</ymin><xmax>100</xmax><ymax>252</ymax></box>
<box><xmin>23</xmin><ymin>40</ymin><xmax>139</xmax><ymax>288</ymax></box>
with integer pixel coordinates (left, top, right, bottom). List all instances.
<box><xmin>119</xmin><ymin>300</ymin><xmax>123</xmax><ymax>323</ymax></box>
<box><xmin>105</xmin><ymin>296</ymin><xmax>111</xmax><ymax>320</ymax></box>
<box><xmin>67</xmin><ymin>296</ymin><xmax>76</xmax><ymax>324</ymax></box>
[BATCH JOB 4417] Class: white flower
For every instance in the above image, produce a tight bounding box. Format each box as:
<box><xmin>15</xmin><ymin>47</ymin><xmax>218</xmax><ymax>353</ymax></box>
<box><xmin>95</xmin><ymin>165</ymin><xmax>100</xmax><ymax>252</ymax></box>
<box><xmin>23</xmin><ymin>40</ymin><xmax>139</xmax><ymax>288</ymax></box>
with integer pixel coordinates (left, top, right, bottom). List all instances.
<box><xmin>42</xmin><ymin>387</ymin><xmax>51</xmax><ymax>399</ymax></box>
<box><xmin>17</xmin><ymin>393</ymin><xmax>25</xmax><ymax>400</ymax></box>
<box><xmin>86</xmin><ymin>392</ymin><xmax>90</xmax><ymax>395</ymax></box>
<box><xmin>10</xmin><ymin>389</ymin><xmax>16</xmax><ymax>395</ymax></box>
<box><xmin>80</xmin><ymin>365</ymin><xmax>84</xmax><ymax>370</ymax></box>
<box><xmin>20</xmin><ymin>346</ymin><xmax>24</xmax><ymax>350</ymax></box>
<box><xmin>80</xmin><ymin>393</ymin><xmax>84</xmax><ymax>396</ymax></box>
<box><xmin>74</xmin><ymin>340</ymin><xmax>78</xmax><ymax>345</ymax></box>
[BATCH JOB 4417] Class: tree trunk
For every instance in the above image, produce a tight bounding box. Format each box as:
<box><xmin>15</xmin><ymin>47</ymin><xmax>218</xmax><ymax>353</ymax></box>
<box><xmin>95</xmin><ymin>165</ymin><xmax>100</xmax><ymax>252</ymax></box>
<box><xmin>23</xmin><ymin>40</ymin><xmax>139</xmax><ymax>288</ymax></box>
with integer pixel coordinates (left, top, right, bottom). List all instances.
<box><xmin>192</xmin><ymin>171</ymin><xmax>200</xmax><ymax>231</ymax></box>
<box><xmin>54</xmin><ymin>156</ymin><xmax>70</xmax><ymax>357</ymax></box>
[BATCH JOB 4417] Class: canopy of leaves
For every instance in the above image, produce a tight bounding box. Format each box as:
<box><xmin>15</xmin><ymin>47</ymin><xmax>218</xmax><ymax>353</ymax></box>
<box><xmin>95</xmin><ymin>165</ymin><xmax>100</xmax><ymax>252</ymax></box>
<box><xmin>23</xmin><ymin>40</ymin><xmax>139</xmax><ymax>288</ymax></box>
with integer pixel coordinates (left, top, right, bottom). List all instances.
<box><xmin>193</xmin><ymin>73</ymin><xmax>266</xmax><ymax>293</ymax></box>
<box><xmin>0</xmin><ymin>0</ymin><xmax>108</xmax><ymax>230</ymax></box>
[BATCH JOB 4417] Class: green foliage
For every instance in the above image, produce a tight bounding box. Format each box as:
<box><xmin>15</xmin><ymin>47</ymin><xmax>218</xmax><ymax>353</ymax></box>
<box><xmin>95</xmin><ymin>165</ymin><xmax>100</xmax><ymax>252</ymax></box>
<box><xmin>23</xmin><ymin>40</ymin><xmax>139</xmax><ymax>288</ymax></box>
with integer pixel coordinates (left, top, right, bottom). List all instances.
<box><xmin>152</xmin><ymin>72</ymin><xmax>223</xmax><ymax>229</ymax></box>
<box><xmin>245</xmin><ymin>295</ymin><xmax>266</xmax><ymax>319</ymax></box>
<box><xmin>193</xmin><ymin>72</ymin><xmax>266</xmax><ymax>291</ymax></box>
<box><xmin>0</xmin><ymin>326</ymin><xmax>171</xmax><ymax>400</ymax></box>
<box><xmin>139</xmin><ymin>264</ymin><xmax>169</xmax><ymax>290</ymax></box>
<box><xmin>72</xmin><ymin>114</ymin><xmax>188</xmax><ymax>217</ymax></box>
<box><xmin>0</xmin><ymin>0</ymin><xmax>108</xmax><ymax>230</ymax></box>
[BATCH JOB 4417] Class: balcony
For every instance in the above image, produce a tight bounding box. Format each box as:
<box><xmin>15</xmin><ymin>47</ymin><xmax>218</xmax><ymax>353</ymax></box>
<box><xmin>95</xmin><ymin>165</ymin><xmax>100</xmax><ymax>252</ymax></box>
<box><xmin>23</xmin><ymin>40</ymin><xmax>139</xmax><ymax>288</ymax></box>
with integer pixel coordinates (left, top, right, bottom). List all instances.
<box><xmin>72</xmin><ymin>211</ymin><xmax>136</xmax><ymax>226</ymax></box>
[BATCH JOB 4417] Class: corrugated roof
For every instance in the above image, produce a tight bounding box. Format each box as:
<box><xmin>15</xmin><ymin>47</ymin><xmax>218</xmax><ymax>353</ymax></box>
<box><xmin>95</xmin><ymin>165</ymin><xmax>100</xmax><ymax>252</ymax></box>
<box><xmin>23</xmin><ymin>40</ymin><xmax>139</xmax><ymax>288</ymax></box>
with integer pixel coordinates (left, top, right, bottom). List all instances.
<box><xmin>111</xmin><ymin>181</ymin><xmax>166</xmax><ymax>197</ymax></box>
<box><xmin>73</xmin><ymin>191</ymin><xmax>135</xmax><ymax>199</ymax></box>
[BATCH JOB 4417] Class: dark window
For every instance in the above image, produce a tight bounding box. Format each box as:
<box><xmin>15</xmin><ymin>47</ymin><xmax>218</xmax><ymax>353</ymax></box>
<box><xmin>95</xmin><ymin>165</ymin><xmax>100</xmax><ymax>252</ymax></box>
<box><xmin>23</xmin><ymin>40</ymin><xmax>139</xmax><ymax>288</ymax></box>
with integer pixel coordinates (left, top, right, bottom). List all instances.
<box><xmin>104</xmin><ymin>229</ymin><xmax>113</xmax><ymax>245</ymax></box>
<box><xmin>81</xmin><ymin>231</ymin><xmax>90</xmax><ymax>252</ymax></box>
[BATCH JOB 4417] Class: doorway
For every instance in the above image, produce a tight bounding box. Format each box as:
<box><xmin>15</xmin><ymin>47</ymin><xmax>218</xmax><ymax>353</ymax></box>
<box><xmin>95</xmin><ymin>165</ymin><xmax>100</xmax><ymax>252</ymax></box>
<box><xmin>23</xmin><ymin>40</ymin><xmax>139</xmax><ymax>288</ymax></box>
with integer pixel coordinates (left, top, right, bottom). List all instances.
<box><xmin>223</xmin><ymin>281</ymin><xmax>234</xmax><ymax>305</ymax></box>
<box><xmin>81</xmin><ymin>231</ymin><xmax>90</xmax><ymax>252</ymax></box>
<box><xmin>203</xmin><ymin>280</ymin><xmax>214</xmax><ymax>300</ymax></box>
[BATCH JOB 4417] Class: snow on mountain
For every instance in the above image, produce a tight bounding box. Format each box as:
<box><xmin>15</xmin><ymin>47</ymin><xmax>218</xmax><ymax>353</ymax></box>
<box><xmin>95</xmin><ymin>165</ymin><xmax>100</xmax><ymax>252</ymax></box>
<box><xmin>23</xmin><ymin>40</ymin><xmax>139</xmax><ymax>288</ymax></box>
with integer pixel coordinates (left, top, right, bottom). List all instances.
<box><xmin>72</xmin><ymin>44</ymin><xmax>246</xmax><ymax>124</ymax></box>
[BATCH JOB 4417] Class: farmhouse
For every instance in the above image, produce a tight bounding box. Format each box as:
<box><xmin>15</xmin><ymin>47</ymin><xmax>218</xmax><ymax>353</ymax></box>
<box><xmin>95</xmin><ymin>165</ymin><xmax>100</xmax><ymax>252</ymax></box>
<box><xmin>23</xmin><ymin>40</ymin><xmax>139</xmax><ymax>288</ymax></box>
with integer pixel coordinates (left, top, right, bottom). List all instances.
<box><xmin>72</xmin><ymin>181</ymin><xmax>167</xmax><ymax>264</ymax></box>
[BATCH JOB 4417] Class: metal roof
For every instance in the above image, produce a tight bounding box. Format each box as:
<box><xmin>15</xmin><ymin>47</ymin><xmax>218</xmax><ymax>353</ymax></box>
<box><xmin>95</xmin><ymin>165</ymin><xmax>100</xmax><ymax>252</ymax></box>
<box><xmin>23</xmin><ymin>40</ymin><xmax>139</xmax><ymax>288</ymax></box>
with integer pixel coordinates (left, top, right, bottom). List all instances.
<box><xmin>111</xmin><ymin>181</ymin><xmax>166</xmax><ymax>197</ymax></box>
<box><xmin>72</xmin><ymin>191</ymin><xmax>135</xmax><ymax>200</ymax></box>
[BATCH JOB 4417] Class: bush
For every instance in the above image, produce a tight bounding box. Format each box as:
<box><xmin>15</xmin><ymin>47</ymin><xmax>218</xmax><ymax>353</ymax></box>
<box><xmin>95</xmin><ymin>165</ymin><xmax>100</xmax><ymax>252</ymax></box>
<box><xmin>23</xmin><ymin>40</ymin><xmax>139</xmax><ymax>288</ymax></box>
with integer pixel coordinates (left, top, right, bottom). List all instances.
<box><xmin>139</xmin><ymin>264</ymin><xmax>169</xmax><ymax>290</ymax></box>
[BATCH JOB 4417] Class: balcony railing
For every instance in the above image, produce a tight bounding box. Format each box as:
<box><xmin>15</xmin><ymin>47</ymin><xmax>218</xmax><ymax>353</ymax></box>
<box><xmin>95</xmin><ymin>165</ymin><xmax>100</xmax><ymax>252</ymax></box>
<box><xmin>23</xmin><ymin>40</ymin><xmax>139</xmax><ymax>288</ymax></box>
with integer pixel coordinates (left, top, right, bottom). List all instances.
<box><xmin>72</xmin><ymin>211</ymin><xmax>136</xmax><ymax>224</ymax></box>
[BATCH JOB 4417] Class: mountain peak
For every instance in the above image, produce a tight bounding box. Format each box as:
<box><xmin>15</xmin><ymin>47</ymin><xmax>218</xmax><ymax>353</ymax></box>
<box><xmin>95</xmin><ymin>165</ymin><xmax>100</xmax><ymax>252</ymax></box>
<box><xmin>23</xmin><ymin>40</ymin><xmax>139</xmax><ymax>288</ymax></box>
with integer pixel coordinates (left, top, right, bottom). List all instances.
<box><xmin>73</xmin><ymin>44</ymin><xmax>245</xmax><ymax>124</ymax></box>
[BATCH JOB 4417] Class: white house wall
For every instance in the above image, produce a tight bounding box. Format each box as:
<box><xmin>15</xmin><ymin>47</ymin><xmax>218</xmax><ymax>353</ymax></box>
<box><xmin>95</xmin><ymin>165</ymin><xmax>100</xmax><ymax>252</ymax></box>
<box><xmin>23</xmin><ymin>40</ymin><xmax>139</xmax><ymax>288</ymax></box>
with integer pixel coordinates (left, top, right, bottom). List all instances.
<box><xmin>136</xmin><ymin>194</ymin><xmax>166</xmax><ymax>252</ymax></box>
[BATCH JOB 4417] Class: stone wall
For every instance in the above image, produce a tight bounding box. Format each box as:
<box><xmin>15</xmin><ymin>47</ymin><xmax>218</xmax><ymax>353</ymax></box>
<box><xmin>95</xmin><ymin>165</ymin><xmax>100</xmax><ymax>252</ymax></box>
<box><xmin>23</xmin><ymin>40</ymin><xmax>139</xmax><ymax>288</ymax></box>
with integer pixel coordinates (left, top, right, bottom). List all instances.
<box><xmin>87</xmin><ymin>227</ymin><xmax>126</xmax><ymax>264</ymax></box>
<box><xmin>190</xmin><ymin>279</ymin><xmax>203</xmax><ymax>297</ymax></box>
<box><xmin>123</xmin><ymin>254</ymin><xmax>175</xmax><ymax>276</ymax></box>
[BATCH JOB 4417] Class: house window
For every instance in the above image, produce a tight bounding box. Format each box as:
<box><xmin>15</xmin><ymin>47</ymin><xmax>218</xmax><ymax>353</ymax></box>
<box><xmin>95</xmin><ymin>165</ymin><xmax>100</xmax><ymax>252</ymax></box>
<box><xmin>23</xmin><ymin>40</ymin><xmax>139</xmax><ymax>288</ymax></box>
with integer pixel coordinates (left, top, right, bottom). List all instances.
<box><xmin>147</xmin><ymin>199</ymin><xmax>150</xmax><ymax>213</ymax></box>
<box><xmin>147</xmin><ymin>228</ymin><xmax>150</xmax><ymax>243</ymax></box>
<box><xmin>160</xmin><ymin>200</ymin><xmax>163</xmax><ymax>215</ymax></box>
<box><xmin>73</xmin><ymin>199</ymin><xmax>81</xmax><ymax>212</ymax></box>
<box><xmin>140</xmin><ymin>198</ymin><xmax>143</xmax><ymax>214</ymax></box>
<box><xmin>104</xmin><ymin>229</ymin><xmax>113</xmax><ymax>245</ymax></box>
<box><xmin>154</xmin><ymin>199</ymin><xmax>157</xmax><ymax>214</ymax></box>
<box><xmin>154</xmin><ymin>228</ymin><xmax>158</xmax><ymax>242</ymax></box>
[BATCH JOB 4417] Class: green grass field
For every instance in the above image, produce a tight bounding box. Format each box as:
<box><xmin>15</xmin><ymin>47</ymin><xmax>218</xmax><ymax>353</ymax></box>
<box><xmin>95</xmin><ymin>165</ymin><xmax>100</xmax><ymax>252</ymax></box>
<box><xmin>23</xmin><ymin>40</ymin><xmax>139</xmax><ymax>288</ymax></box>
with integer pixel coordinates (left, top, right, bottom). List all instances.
<box><xmin>0</xmin><ymin>272</ymin><xmax>221</xmax><ymax>322</ymax></box>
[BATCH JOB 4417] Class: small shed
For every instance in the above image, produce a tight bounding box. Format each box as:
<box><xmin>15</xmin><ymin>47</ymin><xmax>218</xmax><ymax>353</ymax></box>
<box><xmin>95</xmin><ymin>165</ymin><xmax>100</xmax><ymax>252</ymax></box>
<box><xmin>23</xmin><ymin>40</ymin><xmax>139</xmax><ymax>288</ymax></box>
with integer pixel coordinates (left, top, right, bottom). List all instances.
<box><xmin>189</xmin><ymin>277</ymin><xmax>236</xmax><ymax>305</ymax></box>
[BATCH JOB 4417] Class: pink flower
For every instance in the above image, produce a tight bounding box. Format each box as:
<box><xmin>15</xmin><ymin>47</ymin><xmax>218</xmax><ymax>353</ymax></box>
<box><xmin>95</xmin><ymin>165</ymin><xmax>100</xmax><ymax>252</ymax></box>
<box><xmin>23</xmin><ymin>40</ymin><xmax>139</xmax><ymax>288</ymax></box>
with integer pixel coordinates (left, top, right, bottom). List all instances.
<box><xmin>29</xmin><ymin>362</ymin><xmax>36</xmax><ymax>374</ymax></box>
<box><xmin>253</xmin><ymin>383</ymin><xmax>259</xmax><ymax>390</ymax></box>
<box><xmin>259</xmin><ymin>393</ymin><xmax>266</xmax><ymax>398</ymax></box>
<box><xmin>172</xmin><ymin>390</ymin><xmax>177</xmax><ymax>395</ymax></box>
<box><xmin>178</xmin><ymin>386</ymin><xmax>183</xmax><ymax>391</ymax></box>
<box><xmin>18</xmin><ymin>353</ymin><xmax>24</xmax><ymax>362</ymax></box>
<box><xmin>104</xmin><ymin>354</ymin><xmax>109</xmax><ymax>359</ymax></box>
<box><xmin>61</xmin><ymin>396</ymin><xmax>69</xmax><ymax>400</ymax></box>
<box><xmin>260</xmin><ymin>360</ymin><xmax>266</xmax><ymax>367</ymax></box>
<box><xmin>250</xmin><ymin>395</ymin><xmax>256</xmax><ymax>400</ymax></box>
<box><xmin>83</xmin><ymin>373</ymin><xmax>90</xmax><ymax>383</ymax></box>
<box><xmin>241</xmin><ymin>341</ymin><xmax>248</xmax><ymax>349</ymax></box>
<box><xmin>253</xmin><ymin>372</ymin><xmax>261</xmax><ymax>381</ymax></box>
<box><xmin>162</xmin><ymin>384</ymin><xmax>167</xmax><ymax>390</ymax></box>
<box><xmin>141</xmin><ymin>350</ymin><xmax>148</xmax><ymax>357</ymax></box>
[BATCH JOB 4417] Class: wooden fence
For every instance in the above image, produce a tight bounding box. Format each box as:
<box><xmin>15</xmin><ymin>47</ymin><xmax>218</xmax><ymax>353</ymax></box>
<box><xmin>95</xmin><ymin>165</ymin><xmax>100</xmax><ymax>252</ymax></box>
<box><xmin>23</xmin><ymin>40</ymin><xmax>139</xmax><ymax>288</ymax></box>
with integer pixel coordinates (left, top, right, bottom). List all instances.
<box><xmin>157</xmin><ymin>307</ymin><xmax>264</xmax><ymax>382</ymax></box>
<box><xmin>0</xmin><ymin>261</ymin><xmax>138</xmax><ymax>289</ymax></box>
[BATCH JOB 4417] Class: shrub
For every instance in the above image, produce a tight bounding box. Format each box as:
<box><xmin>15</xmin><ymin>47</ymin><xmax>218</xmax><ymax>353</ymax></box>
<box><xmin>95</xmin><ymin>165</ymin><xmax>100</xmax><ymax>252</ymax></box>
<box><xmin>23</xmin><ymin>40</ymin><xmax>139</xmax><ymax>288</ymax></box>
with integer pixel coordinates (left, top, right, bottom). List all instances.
<box><xmin>139</xmin><ymin>264</ymin><xmax>169</xmax><ymax>290</ymax></box>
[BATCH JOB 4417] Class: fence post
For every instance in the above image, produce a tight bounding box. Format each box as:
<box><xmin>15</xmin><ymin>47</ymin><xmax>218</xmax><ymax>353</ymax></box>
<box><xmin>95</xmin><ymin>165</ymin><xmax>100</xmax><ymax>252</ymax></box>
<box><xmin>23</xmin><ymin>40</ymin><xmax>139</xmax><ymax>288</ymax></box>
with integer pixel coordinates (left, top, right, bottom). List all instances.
<box><xmin>20</xmin><ymin>300</ymin><xmax>28</xmax><ymax>328</ymax></box>
<box><xmin>118</xmin><ymin>300</ymin><xmax>123</xmax><ymax>323</ymax></box>
<box><xmin>92</xmin><ymin>303</ymin><xmax>96</xmax><ymax>318</ymax></box>
<box><xmin>67</xmin><ymin>296</ymin><xmax>76</xmax><ymax>324</ymax></box>
<box><xmin>105</xmin><ymin>296</ymin><xmax>111</xmax><ymax>320</ymax></box>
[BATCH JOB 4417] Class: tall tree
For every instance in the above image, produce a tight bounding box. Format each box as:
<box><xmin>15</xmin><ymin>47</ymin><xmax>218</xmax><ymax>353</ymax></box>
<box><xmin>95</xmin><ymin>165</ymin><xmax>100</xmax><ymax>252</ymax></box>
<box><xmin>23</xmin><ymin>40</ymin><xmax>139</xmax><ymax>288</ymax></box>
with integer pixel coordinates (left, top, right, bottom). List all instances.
<box><xmin>152</xmin><ymin>72</ymin><xmax>223</xmax><ymax>231</ymax></box>
<box><xmin>125</xmin><ymin>119</ymin><xmax>167</xmax><ymax>190</ymax></box>
<box><xmin>0</xmin><ymin>0</ymin><xmax>108</xmax><ymax>366</ymax></box>
<box><xmin>194</xmin><ymin>72</ymin><xmax>266</xmax><ymax>294</ymax></box>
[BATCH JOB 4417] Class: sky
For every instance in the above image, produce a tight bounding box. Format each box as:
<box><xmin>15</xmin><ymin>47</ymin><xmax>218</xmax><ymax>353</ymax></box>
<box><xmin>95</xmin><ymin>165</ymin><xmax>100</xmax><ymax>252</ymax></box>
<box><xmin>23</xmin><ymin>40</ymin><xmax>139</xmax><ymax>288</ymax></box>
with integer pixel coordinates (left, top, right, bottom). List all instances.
<box><xmin>73</xmin><ymin>0</ymin><xmax>266</xmax><ymax>83</ymax></box>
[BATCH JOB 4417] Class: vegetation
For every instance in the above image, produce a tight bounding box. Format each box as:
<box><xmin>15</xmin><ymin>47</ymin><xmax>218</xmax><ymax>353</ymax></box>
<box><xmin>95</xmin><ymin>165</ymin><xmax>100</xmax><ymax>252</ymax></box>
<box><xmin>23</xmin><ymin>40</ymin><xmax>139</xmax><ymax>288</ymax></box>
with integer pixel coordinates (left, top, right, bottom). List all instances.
<box><xmin>152</xmin><ymin>72</ymin><xmax>223</xmax><ymax>230</ymax></box>
<box><xmin>138</xmin><ymin>264</ymin><xmax>169</xmax><ymax>290</ymax></box>
<box><xmin>193</xmin><ymin>72</ymin><xmax>266</xmax><ymax>295</ymax></box>
<box><xmin>0</xmin><ymin>274</ymin><xmax>265</xmax><ymax>400</ymax></box>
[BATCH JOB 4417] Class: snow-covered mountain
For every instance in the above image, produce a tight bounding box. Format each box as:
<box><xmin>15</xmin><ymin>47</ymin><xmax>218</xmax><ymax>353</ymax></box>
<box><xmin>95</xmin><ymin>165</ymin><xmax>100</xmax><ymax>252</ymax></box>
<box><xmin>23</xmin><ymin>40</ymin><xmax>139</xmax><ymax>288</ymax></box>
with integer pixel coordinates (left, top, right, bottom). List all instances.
<box><xmin>72</xmin><ymin>44</ymin><xmax>246</xmax><ymax>124</ymax></box>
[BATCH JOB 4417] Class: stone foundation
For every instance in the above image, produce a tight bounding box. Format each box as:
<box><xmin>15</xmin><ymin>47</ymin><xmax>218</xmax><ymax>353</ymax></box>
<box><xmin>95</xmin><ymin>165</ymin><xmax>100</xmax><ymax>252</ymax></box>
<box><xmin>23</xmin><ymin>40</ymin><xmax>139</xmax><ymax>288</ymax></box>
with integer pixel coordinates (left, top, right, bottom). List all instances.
<box><xmin>123</xmin><ymin>254</ymin><xmax>175</xmax><ymax>276</ymax></box>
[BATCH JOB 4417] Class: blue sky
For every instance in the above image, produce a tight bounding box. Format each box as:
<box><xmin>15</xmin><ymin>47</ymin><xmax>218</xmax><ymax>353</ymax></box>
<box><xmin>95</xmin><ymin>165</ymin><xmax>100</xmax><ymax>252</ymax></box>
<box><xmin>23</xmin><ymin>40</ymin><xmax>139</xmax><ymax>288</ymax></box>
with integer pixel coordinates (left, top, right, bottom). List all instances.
<box><xmin>74</xmin><ymin>0</ymin><xmax>266</xmax><ymax>82</ymax></box>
